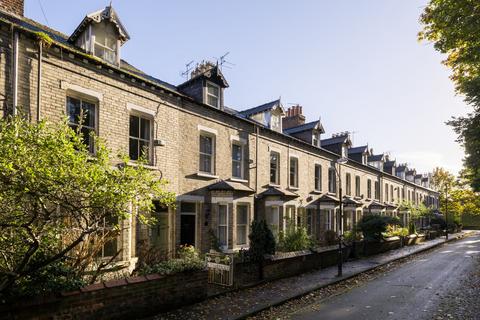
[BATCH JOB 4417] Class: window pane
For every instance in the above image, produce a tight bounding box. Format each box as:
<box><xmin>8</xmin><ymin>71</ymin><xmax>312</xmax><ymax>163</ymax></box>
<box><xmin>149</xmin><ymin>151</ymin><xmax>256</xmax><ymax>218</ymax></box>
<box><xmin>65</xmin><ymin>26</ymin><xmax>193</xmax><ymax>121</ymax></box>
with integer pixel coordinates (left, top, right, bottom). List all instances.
<box><xmin>237</xmin><ymin>226</ymin><xmax>246</xmax><ymax>245</ymax></box>
<box><xmin>139</xmin><ymin>140</ymin><xmax>150</xmax><ymax>159</ymax></box>
<box><xmin>237</xmin><ymin>206</ymin><xmax>248</xmax><ymax>225</ymax></box>
<box><xmin>67</xmin><ymin>97</ymin><xmax>81</xmax><ymax>124</ymax></box>
<box><xmin>218</xmin><ymin>226</ymin><xmax>227</xmax><ymax>246</ymax></box>
<box><xmin>232</xmin><ymin>144</ymin><xmax>242</xmax><ymax>161</ymax></box>
<box><xmin>207</xmin><ymin>83</ymin><xmax>219</xmax><ymax>96</ymax></box>
<box><xmin>129</xmin><ymin>138</ymin><xmax>138</xmax><ymax>160</ymax></box>
<box><xmin>232</xmin><ymin>162</ymin><xmax>241</xmax><ymax>178</ymax></box>
<box><xmin>207</xmin><ymin>95</ymin><xmax>218</xmax><ymax>108</ymax></box>
<box><xmin>200</xmin><ymin>135</ymin><xmax>213</xmax><ymax>155</ymax></box>
<box><xmin>200</xmin><ymin>154</ymin><xmax>212</xmax><ymax>173</ymax></box>
<box><xmin>82</xmin><ymin>101</ymin><xmax>96</xmax><ymax>128</ymax></box>
<box><xmin>140</xmin><ymin>118</ymin><xmax>150</xmax><ymax>140</ymax></box>
<box><xmin>130</xmin><ymin>115</ymin><xmax>139</xmax><ymax>138</ymax></box>
<box><xmin>218</xmin><ymin>205</ymin><xmax>227</xmax><ymax>225</ymax></box>
<box><xmin>270</xmin><ymin>152</ymin><xmax>279</xmax><ymax>184</ymax></box>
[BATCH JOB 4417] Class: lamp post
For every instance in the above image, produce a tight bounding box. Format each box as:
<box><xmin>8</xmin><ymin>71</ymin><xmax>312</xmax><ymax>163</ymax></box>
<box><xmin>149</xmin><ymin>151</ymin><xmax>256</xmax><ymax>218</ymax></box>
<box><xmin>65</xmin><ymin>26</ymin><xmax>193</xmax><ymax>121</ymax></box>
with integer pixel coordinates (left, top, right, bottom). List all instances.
<box><xmin>445</xmin><ymin>183</ymin><xmax>449</xmax><ymax>240</ymax></box>
<box><xmin>335</xmin><ymin>157</ymin><xmax>348</xmax><ymax>277</ymax></box>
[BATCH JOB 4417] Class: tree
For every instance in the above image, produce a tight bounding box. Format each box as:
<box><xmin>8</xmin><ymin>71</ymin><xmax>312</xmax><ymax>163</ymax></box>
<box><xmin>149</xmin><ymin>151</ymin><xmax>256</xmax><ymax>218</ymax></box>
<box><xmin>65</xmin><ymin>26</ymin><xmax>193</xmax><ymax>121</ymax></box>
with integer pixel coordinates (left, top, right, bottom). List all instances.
<box><xmin>0</xmin><ymin>116</ymin><xmax>175</xmax><ymax>297</ymax></box>
<box><xmin>419</xmin><ymin>0</ymin><xmax>480</xmax><ymax>191</ymax></box>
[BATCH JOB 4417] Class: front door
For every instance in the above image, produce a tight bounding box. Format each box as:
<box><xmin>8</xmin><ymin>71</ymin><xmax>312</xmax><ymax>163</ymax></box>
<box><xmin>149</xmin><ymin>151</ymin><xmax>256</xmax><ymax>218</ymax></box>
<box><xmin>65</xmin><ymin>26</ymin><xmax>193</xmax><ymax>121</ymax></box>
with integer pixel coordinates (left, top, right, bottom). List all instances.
<box><xmin>180</xmin><ymin>214</ymin><xmax>196</xmax><ymax>246</ymax></box>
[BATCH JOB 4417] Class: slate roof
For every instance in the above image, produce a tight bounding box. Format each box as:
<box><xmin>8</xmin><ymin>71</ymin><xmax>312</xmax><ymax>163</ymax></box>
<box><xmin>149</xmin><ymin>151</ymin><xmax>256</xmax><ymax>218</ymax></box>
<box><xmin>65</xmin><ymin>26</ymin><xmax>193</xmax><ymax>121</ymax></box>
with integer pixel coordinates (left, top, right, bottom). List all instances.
<box><xmin>384</xmin><ymin>160</ymin><xmax>396</xmax><ymax>168</ymax></box>
<box><xmin>367</xmin><ymin>200</ymin><xmax>386</xmax><ymax>209</ymax></box>
<box><xmin>283</xmin><ymin>120</ymin><xmax>324</xmax><ymax>135</ymax></box>
<box><xmin>348</xmin><ymin>145</ymin><xmax>368</xmax><ymax>155</ymax></box>
<box><xmin>239</xmin><ymin>99</ymin><xmax>282</xmax><ymax>117</ymax></box>
<box><xmin>406</xmin><ymin>170</ymin><xmax>417</xmax><ymax>176</ymax></box>
<box><xmin>396</xmin><ymin>165</ymin><xmax>407</xmax><ymax>172</ymax></box>
<box><xmin>368</xmin><ymin>154</ymin><xmax>384</xmax><ymax>162</ymax></box>
<box><xmin>321</xmin><ymin>135</ymin><xmax>349</xmax><ymax>147</ymax></box>
<box><xmin>0</xmin><ymin>9</ymin><xmax>178</xmax><ymax>92</ymax></box>
<box><xmin>414</xmin><ymin>174</ymin><xmax>423</xmax><ymax>179</ymax></box>
<box><xmin>69</xmin><ymin>5</ymin><xmax>130</xmax><ymax>43</ymax></box>
<box><xmin>207</xmin><ymin>180</ymin><xmax>254</xmax><ymax>193</ymax></box>
<box><xmin>258</xmin><ymin>186</ymin><xmax>299</xmax><ymax>198</ymax></box>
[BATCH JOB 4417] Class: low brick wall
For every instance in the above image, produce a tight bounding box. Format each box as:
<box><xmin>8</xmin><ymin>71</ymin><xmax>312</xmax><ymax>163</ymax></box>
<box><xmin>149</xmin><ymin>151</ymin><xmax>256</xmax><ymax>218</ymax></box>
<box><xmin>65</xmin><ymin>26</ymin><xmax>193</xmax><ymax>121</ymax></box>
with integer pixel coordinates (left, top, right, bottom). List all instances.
<box><xmin>234</xmin><ymin>246</ymin><xmax>351</xmax><ymax>287</ymax></box>
<box><xmin>0</xmin><ymin>271</ymin><xmax>208</xmax><ymax>320</ymax></box>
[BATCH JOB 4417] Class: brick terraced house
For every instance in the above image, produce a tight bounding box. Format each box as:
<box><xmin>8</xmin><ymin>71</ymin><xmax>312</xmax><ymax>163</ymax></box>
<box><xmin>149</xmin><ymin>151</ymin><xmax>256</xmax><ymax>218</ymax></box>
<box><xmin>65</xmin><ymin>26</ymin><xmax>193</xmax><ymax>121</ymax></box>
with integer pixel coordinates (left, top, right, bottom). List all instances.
<box><xmin>0</xmin><ymin>1</ymin><xmax>439</xmax><ymax>269</ymax></box>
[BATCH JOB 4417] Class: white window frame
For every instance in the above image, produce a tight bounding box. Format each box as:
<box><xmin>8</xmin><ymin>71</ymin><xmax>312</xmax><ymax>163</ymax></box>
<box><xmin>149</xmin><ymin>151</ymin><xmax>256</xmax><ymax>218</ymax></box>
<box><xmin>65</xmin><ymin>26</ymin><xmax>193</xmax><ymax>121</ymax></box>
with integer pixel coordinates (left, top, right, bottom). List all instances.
<box><xmin>346</xmin><ymin>173</ymin><xmax>352</xmax><ymax>196</ymax></box>
<box><xmin>128</xmin><ymin>112</ymin><xmax>153</xmax><ymax>164</ymax></box>
<box><xmin>236</xmin><ymin>204</ymin><xmax>249</xmax><ymax>247</ymax></box>
<box><xmin>312</xmin><ymin>132</ymin><xmax>319</xmax><ymax>147</ymax></box>
<box><xmin>267</xmin><ymin>206</ymin><xmax>280</xmax><ymax>238</ymax></box>
<box><xmin>217</xmin><ymin>203</ymin><xmax>229</xmax><ymax>251</ymax></box>
<box><xmin>270</xmin><ymin>151</ymin><xmax>280</xmax><ymax>185</ymax></box>
<box><xmin>205</xmin><ymin>81</ymin><xmax>220</xmax><ymax>109</ymax></box>
<box><xmin>231</xmin><ymin>142</ymin><xmax>244</xmax><ymax>179</ymax></box>
<box><xmin>367</xmin><ymin>179</ymin><xmax>372</xmax><ymax>199</ymax></box>
<box><xmin>314</xmin><ymin>164</ymin><xmax>322</xmax><ymax>192</ymax></box>
<box><xmin>355</xmin><ymin>175</ymin><xmax>361</xmax><ymax>197</ymax></box>
<box><xmin>199</xmin><ymin>132</ymin><xmax>216</xmax><ymax>174</ymax></box>
<box><xmin>328</xmin><ymin>168</ymin><xmax>337</xmax><ymax>194</ymax></box>
<box><xmin>66</xmin><ymin>95</ymin><xmax>98</xmax><ymax>154</ymax></box>
<box><xmin>289</xmin><ymin>156</ymin><xmax>299</xmax><ymax>188</ymax></box>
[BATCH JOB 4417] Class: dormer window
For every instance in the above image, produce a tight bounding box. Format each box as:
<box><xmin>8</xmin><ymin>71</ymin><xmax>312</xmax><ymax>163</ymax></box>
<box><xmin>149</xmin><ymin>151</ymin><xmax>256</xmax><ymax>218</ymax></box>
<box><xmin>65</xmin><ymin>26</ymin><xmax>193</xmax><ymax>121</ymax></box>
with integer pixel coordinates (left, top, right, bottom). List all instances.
<box><xmin>206</xmin><ymin>82</ymin><xmax>220</xmax><ymax>108</ymax></box>
<box><xmin>69</xmin><ymin>6</ymin><xmax>130</xmax><ymax>66</ymax></box>
<box><xmin>312</xmin><ymin>132</ymin><xmax>319</xmax><ymax>147</ymax></box>
<box><xmin>341</xmin><ymin>145</ymin><xmax>348</xmax><ymax>158</ymax></box>
<box><xmin>93</xmin><ymin>21</ymin><xmax>118</xmax><ymax>64</ymax></box>
<box><xmin>362</xmin><ymin>153</ymin><xmax>368</xmax><ymax>164</ymax></box>
<box><xmin>271</xmin><ymin>114</ymin><xmax>280</xmax><ymax>130</ymax></box>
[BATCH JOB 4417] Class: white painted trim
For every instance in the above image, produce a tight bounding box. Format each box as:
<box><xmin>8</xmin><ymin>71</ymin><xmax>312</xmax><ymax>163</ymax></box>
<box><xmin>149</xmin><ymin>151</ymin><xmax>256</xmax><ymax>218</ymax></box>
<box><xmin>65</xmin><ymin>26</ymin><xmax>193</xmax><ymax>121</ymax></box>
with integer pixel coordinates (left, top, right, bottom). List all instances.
<box><xmin>176</xmin><ymin>195</ymin><xmax>204</xmax><ymax>203</ymax></box>
<box><xmin>197</xmin><ymin>124</ymin><xmax>218</xmax><ymax>135</ymax></box>
<box><xmin>197</xmin><ymin>172</ymin><xmax>219</xmax><ymax>179</ymax></box>
<box><xmin>265</xmin><ymin>200</ymin><xmax>284</xmax><ymax>206</ymax></box>
<box><xmin>61</xmin><ymin>81</ymin><xmax>103</xmax><ymax>101</ymax></box>
<box><xmin>230</xmin><ymin>135</ymin><xmax>247</xmax><ymax>144</ymax></box>
<box><xmin>126</xmin><ymin>102</ymin><xmax>156</xmax><ymax>117</ymax></box>
<box><xmin>268</xmin><ymin>145</ymin><xmax>281</xmax><ymax>153</ymax></box>
<box><xmin>211</xmin><ymin>197</ymin><xmax>234</xmax><ymax>204</ymax></box>
<box><xmin>230</xmin><ymin>177</ymin><xmax>249</xmax><ymax>183</ymax></box>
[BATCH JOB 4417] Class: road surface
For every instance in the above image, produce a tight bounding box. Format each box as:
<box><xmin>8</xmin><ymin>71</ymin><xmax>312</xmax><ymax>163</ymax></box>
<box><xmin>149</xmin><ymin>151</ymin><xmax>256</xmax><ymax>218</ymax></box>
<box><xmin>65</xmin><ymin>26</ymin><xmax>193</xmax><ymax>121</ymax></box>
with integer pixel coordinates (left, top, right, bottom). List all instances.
<box><xmin>290</xmin><ymin>233</ymin><xmax>480</xmax><ymax>320</ymax></box>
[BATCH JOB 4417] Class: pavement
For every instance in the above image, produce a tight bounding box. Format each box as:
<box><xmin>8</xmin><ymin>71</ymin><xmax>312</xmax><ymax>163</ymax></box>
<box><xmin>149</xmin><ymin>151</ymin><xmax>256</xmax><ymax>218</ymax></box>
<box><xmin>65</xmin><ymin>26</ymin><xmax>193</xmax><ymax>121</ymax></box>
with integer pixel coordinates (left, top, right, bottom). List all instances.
<box><xmin>151</xmin><ymin>231</ymin><xmax>476</xmax><ymax>320</ymax></box>
<box><xmin>289</xmin><ymin>232</ymin><xmax>480</xmax><ymax>320</ymax></box>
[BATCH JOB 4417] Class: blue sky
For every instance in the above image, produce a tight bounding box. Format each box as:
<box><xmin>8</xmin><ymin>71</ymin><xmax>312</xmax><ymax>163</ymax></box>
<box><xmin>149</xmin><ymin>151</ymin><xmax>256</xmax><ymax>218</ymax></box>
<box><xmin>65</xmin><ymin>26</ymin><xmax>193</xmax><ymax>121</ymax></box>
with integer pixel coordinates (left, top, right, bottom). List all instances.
<box><xmin>25</xmin><ymin>0</ymin><xmax>468</xmax><ymax>174</ymax></box>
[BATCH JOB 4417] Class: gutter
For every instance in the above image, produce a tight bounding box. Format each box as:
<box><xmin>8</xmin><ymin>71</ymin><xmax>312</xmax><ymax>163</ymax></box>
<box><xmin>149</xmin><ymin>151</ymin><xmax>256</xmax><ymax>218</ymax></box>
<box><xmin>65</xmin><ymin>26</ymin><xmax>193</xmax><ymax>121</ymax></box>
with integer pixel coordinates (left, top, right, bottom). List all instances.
<box><xmin>36</xmin><ymin>40</ymin><xmax>42</xmax><ymax>122</ymax></box>
<box><xmin>11</xmin><ymin>28</ymin><xmax>18</xmax><ymax>115</ymax></box>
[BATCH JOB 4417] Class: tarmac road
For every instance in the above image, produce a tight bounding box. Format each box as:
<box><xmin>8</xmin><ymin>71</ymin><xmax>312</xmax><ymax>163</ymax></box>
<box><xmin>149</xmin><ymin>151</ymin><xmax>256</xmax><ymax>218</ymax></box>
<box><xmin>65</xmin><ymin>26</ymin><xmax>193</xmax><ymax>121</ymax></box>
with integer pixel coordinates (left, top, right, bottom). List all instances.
<box><xmin>290</xmin><ymin>233</ymin><xmax>480</xmax><ymax>320</ymax></box>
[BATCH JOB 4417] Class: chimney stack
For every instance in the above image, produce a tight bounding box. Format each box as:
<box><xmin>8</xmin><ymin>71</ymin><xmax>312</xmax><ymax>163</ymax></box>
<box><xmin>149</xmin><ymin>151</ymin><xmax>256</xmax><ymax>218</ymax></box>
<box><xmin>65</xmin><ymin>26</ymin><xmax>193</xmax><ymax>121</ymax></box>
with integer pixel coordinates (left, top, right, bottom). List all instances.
<box><xmin>282</xmin><ymin>104</ymin><xmax>306</xmax><ymax>129</ymax></box>
<box><xmin>0</xmin><ymin>0</ymin><xmax>24</xmax><ymax>16</ymax></box>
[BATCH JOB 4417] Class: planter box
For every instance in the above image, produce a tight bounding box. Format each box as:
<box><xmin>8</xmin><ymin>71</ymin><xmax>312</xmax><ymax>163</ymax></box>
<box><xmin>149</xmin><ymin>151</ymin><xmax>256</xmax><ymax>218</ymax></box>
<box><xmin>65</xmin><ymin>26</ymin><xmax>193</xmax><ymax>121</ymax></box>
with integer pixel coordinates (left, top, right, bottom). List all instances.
<box><xmin>364</xmin><ymin>237</ymin><xmax>401</xmax><ymax>256</ymax></box>
<box><xmin>0</xmin><ymin>270</ymin><xmax>208</xmax><ymax>320</ymax></box>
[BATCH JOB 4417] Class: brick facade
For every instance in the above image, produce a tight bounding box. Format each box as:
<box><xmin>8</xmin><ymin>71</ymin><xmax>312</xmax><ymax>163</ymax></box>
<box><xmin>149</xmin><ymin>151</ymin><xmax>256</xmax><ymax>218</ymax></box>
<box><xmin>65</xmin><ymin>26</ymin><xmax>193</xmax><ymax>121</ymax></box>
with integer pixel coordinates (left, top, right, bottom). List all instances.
<box><xmin>0</xmin><ymin>5</ymin><xmax>440</xmax><ymax>270</ymax></box>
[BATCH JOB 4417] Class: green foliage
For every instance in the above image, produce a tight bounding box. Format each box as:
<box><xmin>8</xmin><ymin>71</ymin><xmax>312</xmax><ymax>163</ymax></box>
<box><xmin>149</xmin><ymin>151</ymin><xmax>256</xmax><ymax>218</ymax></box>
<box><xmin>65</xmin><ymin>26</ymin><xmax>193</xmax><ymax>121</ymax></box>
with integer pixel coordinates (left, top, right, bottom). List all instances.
<box><xmin>0</xmin><ymin>116</ymin><xmax>175</xmax><ymax>297</ymax></box>
<box><xmin>419</xmin><ymin>1</ymin><xmax>480</xmax><ymax>191</ymax></box>
<box><xmin>278</xmin><ymin>224</ymin><xmax>312</xmax><ymax>252</ymax></box>
<box><xmin>208</xmin><ymin>228</ymin><xmax>221</xmax><ymax>252</ymax></box>
<box><xmin>358</xmin><ymin>215</ymin><xmax>401</xmax><ymax>241</ymax></box>
<box><xmin>248</xmin><ymin>220</ymin><xmax>276</xmax><ymax>261</ymax></box>
<box><xmin>137</xmin><ymin>246</ymin><xmax>205</xmax><ymax>276</ymax></box>
<box><xmin>343</xmin><ymin>228</ymin><xmax>362</xmax><ymax>243</ymax></box>
<box><xmin>34</xmin><ymin>31</ymin><xmax>53</xmax><ymax>47</ymax></box>
<box><xmin>383</xmin><ymin>226</ymin><xmax>409</xmax><ymax>238</ymax></box>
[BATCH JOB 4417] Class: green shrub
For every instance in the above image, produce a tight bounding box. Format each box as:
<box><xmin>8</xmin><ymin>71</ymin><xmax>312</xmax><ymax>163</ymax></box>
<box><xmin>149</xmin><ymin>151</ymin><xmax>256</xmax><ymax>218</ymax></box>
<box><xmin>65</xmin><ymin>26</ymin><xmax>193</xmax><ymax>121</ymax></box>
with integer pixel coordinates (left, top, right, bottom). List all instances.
<box><xmin>343</xmin><ymin>228</ymin><xmax>362</xmax><ymax>242</ymax></box>
<box><xmin>383</xmin><ymin>226</ymin><xmax>409</xmax><ymax>237</ymax></box>
<box><xmin>358</xmin><ymin>215</ymin><xmax>401</xmax><ymax>241</ymax></box>
<box><xmin>137</xmin><ymin>245</ymin><xmax>205</xmax><ymax>276</ymax></box>
<box><xmin>278</xmin><ymin>226</ymin><xmax>312</xmax><ymax>252</ymax></box>
<box><xmin>248</xmin><ymin>220</ymin><xmax>276</xmax><ymax>261</ymax></box>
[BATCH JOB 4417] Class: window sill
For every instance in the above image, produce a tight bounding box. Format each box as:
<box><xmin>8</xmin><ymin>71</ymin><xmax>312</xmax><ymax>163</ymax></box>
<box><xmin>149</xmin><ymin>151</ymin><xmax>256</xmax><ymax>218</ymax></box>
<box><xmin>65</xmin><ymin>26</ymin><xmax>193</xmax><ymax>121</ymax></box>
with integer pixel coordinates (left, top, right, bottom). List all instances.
<box><xmin>230</xmin><ymin>177</ymin><xmax>249</xmax><ymax>183</ymax></box>
<box><xmin>197</xmin><ymin>172</ymin><xmax>219</xmax><ymax>179</ymax></box>
<box><xmin>288</xmin><ymin>186</ymin><xmax>300</xmax><ymax>191</ymax></box>
<box><xmin>311</xmin><ymin>190</ymin><xmax>322</xmax><ymax>195</ymax></box>
<box><xmin>126</xmin><ymin>161</ymin><xmax>157</xmax><ymax>170</ymax></box>
<box><xmin>327</xmin><ymin>192</ymin><xmax>337</xmax><ymax>196</ymax></box>
<box><xmin>268</xmin><ymin>183</ymin><xmax>281</xmax><ymax>188</ymax></box>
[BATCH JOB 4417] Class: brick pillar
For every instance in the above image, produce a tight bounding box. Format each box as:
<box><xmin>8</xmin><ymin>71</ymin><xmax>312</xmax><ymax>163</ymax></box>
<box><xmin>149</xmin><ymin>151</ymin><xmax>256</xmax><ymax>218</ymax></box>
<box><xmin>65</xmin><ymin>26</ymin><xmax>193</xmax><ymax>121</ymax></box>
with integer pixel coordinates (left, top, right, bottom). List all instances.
<box><xmin>0</xmin><ymin>0</ymin><xmax>24</xmax><ymax>16</ymax></box>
